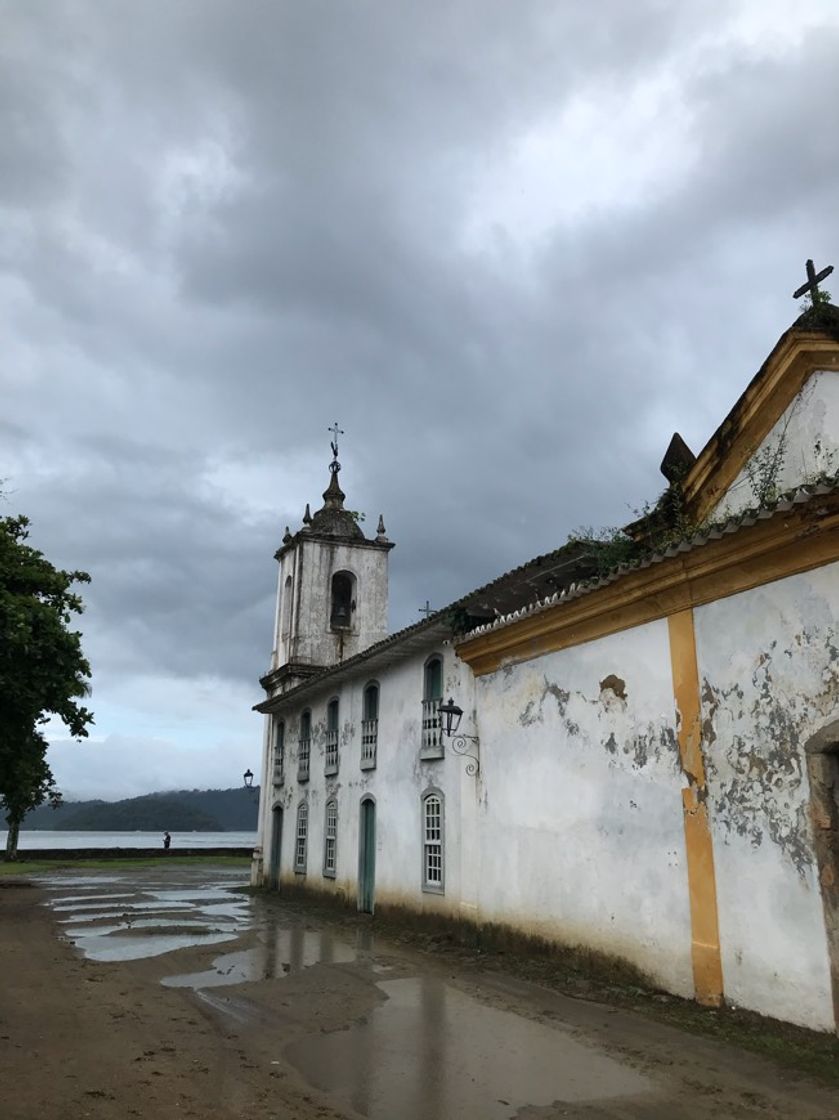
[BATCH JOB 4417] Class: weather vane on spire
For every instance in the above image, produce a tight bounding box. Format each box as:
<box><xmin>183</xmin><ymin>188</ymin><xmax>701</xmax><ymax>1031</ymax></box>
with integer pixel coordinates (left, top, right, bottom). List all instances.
<box><xmin>328</xmin><ymin>422</ymin><xmax>344</xmax><ymax>474</ymax></box>
<box><xmin>793</xmin><ymin>258</ymin><xmax>833</xmax><ymax>305</ymax></box>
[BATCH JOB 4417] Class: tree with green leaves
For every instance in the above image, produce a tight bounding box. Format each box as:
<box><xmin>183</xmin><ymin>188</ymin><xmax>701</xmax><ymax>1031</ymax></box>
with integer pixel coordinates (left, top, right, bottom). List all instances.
<box><xmin>0</xmin><ymin>514</ymin><xmax>93</xmax><ymax>858</ymax></box>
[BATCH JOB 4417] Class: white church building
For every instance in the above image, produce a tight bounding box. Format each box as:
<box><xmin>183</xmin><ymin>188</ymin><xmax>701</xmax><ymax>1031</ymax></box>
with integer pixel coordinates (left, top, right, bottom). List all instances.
<box><xmin>252</xmin><ymin>301</ymin><xmax>839</xmax><ymax>1034</ymax></box>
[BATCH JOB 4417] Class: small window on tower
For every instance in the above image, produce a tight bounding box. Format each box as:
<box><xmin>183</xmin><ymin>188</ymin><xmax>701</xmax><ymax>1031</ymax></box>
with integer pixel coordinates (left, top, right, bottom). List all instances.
<box><xmin>281</xmin><ymin>575</ymin><xmax>293</xmax><ymax>642</ymax></box>
<box><xmin>330</xmin><ymin>571</ymin><xmax>355</xmax><ymax>630</ymax></box>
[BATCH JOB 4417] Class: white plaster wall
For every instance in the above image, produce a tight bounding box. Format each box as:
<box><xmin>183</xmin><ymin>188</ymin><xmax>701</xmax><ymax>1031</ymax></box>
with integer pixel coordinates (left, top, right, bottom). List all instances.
<box><xmin>474</xmin><ymin>621</ymin><xmax>694</xmax><ymax>996</ymax></box>
<box><xmin>713</xmin><ymin>371</ymin><xmax>839</xmax><ymax>519</ymax></box>
<box><xmin>260</xmin><ymin>644</ymin><xmax>474</xmax><ymax>917</ymax></box>
<box><xmin>695</xmin><ymin>563</ymin><xmax>839</xmax><ymax>1030</ymax></box>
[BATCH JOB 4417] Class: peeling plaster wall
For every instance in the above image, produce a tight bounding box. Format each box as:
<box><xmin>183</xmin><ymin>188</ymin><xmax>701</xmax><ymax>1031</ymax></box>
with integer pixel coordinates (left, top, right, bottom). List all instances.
<box><xmin>474</xmin><ymin>620</ymin><xmax>693</xmax><ymax>996</ymax></box>
<box><xmin>695</xmin><ymin>563</ymin><xmax>839</xmax><ymax>1031</ymax></box>
<box><xmin>714</xmin><ymin>371</ymin><xmax>839</xmax><ymax>519</ymax></box>
<box><xmin>259</xmin><ymin>644</ymin><xmax>474</xmax><ymax>917</ymax></box>
<box><xmin>256</xmin><ymin>532</ymin><xmax>838</xmax><ymax>1029</ymax></box>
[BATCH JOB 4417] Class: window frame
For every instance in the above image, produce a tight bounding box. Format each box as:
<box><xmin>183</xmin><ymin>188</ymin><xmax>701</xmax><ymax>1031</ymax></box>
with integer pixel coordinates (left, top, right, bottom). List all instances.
<box><xmin>323</xmin><ymin>797</ymin><xmax>338</xmax><ymax>879</ymax></box>
<box><xmin>294</xmin><ymin>800</ymin><xmax>309</xmax><ymax>874</ymax></box>
<box><xmin>421</xmin><ymin>789</ymin><xmax>445</xmax><ymax>894</ymax></box>
<box><xmin>273</xmin><ymin>719</ymin><xmax>285</xmax><ymax>787</ymax></box>
<box><xmin>298</xmin><ymin>709</ymin><xmax>311</xmax><ymax>782</ymax></box>
<box><xmin>325</xmin><ymin>697</ymin><xmax>340</xmax><ymax>775</ymax></box>
<box><xmin>420</xmin><ymin>654</ymin><xmax>444</xmax><ymax>760</ymax></box>
<box><xmin>280</xmin><ymin>573</ymin><xmax>293</xmax><ymax>644</ymax></box>
<box><xmin>361</xmin><ymin>681</ymin><xmax>379</xmax><ymax>770</ymax></box>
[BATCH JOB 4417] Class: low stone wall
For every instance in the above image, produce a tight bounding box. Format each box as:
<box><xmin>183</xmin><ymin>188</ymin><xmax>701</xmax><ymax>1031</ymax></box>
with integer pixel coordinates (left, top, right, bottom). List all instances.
<box><xmin>9</xmin><ymin>847</ymin><xmax>253</xmax><ymax>861</ymax></box>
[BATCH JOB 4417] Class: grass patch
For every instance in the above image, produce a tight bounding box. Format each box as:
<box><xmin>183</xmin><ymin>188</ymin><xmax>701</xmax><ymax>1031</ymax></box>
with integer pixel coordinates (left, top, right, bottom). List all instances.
<box><xmin>0</xmin><ymin>855</ymin><xmax>251</xmax><ymax>876</ymax></box>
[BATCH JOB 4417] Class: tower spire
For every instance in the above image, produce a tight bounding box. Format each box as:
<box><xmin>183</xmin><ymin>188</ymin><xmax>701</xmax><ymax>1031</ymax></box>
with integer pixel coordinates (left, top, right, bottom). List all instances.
<box><xmin>323</xmin><ymin>421</ymin><xmax>346</xmax><ymax>507</ymax></box>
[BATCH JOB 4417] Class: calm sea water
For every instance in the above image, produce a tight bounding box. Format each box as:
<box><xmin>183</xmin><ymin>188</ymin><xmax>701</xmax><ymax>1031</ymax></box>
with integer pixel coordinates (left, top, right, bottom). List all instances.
<box><xmin>1</xmin><ymin>830</ymin><xmax>257</xmax><ymax>851</ymax></box>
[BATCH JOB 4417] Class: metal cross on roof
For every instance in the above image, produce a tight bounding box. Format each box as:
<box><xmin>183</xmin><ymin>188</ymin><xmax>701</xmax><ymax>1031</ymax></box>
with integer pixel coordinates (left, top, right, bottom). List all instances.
<box><xmin>793</xmin><ymin>258</ymin><xmax>833</xmax><ymax>302</ymax></box>
<box><xmin>328</xmin><ymin>422</ymin><xmax>344</xmax><ymax>471</ymax></box>
<box><xmin>418</xmin><ymin>599</ymin><xmax>435</xmax><ymax>617</ymax></box>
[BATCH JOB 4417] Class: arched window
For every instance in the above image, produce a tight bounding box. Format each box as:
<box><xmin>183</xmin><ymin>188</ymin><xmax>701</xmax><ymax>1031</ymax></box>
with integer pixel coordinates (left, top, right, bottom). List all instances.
<box><xmin>273</xmin><ymin>719</ymin><xmax>285</xmax><ymax>787</ymax></box>
<box><xmin>421</xmin><ymin>791</ymin><xmax>444</xmax><ymax>893</ymax></box>
<box><xmin>325</xmin><ymin>697</ymin><xmax>339</xmax><ymax>774</ymax></box>
<box><xmin>330</xmin><ymin>570</ymin><xmax>356</xmax><ymax>630</ymax></box>
<box><xmin>424</xmin><ymin>657</ymin><xmax>443</xmax><ymax>701</ymax></box>
<box><xmin>281</xmin><ymin>575</ymin><xmax>293</xmax><ymax>643</ymax></box>
<box><xmin>361</xmin><ymin>682</ymin><xmax>379</xmax><ymax>768</ymax></box>
<box><xmin>298</xmin><ymin>709</ymin><xmax>311</xmax><ymax>781</ymax></box>
<box><xmin>323</xmin><ymin>798</ymin><xmax>338</xmax><ymax>878</ymax></box>
<box><xmin>294</xmin><ymin>801</ymin><xmax>308</xmax><ymax>873</ymax></box>
<box><xmin>421</xmin><ymin>656</ymin><xmax>443</xmax><ymax>754</ymax></box>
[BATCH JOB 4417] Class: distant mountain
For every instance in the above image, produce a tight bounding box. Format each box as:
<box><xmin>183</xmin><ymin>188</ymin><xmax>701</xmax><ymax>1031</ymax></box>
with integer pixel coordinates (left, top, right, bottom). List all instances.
<box><xmin>23</xmin><ymin>787</ymin><xmax>260</xmax><ymax>832</ymax></box>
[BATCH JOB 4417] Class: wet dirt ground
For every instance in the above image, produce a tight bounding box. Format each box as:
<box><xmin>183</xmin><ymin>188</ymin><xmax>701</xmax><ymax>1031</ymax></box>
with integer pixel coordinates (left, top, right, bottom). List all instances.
<box><xmin>1</xmin><ymin>866</ymin><xmax>837</xmax><ymax>1120</ymax></box>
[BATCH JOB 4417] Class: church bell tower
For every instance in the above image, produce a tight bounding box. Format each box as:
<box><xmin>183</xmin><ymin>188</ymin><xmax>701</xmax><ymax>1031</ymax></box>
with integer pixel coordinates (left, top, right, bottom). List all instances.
<box><xmin>265</xmin><ymin>428</ymin><xmax>394</xmax><ymax>694</ymax></box>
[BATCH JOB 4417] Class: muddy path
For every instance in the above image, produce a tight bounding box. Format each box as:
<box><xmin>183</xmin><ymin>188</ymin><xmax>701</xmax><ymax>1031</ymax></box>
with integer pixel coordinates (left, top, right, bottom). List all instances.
<box><xmin>1</xmin><ymin>867</ymin><xmax>836</xmax><ymax>1120</ymax></box>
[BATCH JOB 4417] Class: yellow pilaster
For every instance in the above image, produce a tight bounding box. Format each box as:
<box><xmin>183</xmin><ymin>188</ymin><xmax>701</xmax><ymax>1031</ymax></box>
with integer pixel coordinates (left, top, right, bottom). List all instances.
<box><xmin>668</xmin><ymin>608</ymin><xmax>724</xmax><ymax>1007</ymax></box>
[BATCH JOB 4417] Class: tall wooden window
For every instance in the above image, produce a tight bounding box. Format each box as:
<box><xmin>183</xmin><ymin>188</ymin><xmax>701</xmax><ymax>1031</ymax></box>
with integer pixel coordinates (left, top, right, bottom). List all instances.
<box><xmin>294</xmin><ymin>801</ymin><xmax>308</xmax><ymax>873</ymax></box>
<box><xmin>298</xmin><ymin>710</ymin><xmax>311</xmax><ymax>781</ymax></box>
<box><xmin>281</xmin><ymin>575</ymin><xmax>293</xmax><ymax>644</ymax></box>
<box><xmin>422</xmin><ymin>792</ymin><xmax>444</xmax><ymax>892</ymax></box>
<box><xmin>273</xmin><ymin>720</ymin><xmax>285</xmax><ymax>787</ymax></box>
<box><xmin>323</xmin><ymin>799</ymin><xmax>338</xmax><ymax>878</ymax></box>
<box><xmin>421</xmin><ymin>656</ymin><xmax>443</xmax><ymax>755</ymax></box>
<box><xmin>361</xmin><ymin>683</ymin><xmax>379</xmax><ymax>768</ymax></box>
<box><xmin>325</xmin><ymin>698</ymin><xmax>339</xmax><ymax>774</ymax></box>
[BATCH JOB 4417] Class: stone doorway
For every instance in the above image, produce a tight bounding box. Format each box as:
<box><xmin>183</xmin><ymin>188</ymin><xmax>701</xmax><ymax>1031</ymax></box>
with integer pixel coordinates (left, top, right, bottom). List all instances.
<box><xmin>806</xmin><ymin>722</ymin><xmax>839</xmax><ymax>1031</ymax></box>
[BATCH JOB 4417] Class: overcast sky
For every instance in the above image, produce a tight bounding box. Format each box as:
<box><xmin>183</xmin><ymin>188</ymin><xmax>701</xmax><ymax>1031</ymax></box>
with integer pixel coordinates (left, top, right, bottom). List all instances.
<box><xmin>3</xmin><ymin>1</ymin><xmax>838</xmax><ymax>801</ymax></box>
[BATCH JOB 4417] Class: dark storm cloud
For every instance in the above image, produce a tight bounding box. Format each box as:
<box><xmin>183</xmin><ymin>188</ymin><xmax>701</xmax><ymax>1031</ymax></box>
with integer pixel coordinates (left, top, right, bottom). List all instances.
<box><xmin>2</xmin><ymin>1</ymin><xmax>837</xmax><ymax>793</ymax></box>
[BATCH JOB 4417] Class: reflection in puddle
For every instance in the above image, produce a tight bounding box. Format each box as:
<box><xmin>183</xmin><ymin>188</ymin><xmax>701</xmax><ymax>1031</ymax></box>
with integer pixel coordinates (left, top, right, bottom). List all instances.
<box><xmin>162</xmin><ymin>927</ymin><xmax>357</xmax><ymax>989</ymax></box>
<box><xmin>286</xmin><ymin>977</ymin><xmax>653</xmax><ymax>1119</ymax></box>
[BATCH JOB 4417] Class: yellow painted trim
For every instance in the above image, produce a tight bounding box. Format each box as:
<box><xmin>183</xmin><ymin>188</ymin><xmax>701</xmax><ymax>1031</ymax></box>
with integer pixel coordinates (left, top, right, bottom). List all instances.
<box><xmin>458</xmin><ymin>491</ymin><xmax>839</xmax><ymax>676</ymax></box>
<box><xmin>668</xmin><ymin>610</ymin><xmax>724</xmax><ymax>1007</ymax></box>
<box><xmin>681</xmin><ymin>335</ymin><xmax>839</xmax><ymax>524</ymax></box>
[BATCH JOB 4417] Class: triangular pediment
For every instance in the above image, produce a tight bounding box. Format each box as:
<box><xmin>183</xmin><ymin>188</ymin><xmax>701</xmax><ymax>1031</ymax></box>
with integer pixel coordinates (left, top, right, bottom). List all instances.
<box><xmin>682</xmin><ymin>307</ymin><xmax>839</xmax><ymax>523</ymax></box>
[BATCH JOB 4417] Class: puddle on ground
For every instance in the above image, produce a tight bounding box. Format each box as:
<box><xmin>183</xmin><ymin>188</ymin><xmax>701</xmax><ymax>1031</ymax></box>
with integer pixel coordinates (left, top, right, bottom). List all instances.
<box><xmin>162</xmin><ymin>926</ymin><xmax>358</xmax><ymax>989</ymax></box>
<box><xmin>35</xmin><ymin>867</ymin><xmax>252</xmax><ymax>962</ymax></box>
<box><xmin>149</xmin><ymin>889</ymin><xmax>240</xmax><ymax>902</ymax></box>
<box><xmin>194</xmin><ymin>988</ymin><xmax>261</xmax><ymax>1025</ymax></box>
<box><xmin>62</xmin><ymin>923</ymin><xmax>126</xmax><ymax>939</ymax></box>
<box><xmin>73</xmin><ymin>930</ymin><xmax>239</xmax><ymax>962</ymax></box>
<box><xmin>57</xmin><ymin>908</ymin><xmax>200</xmax><ymax>925</ymax></box>
<box><xmin>51</xmin><ymin>893</ymin><xmax>136</xmax><ymax>905</ymax></box>
<box><xmin>286</xmin><ymin>976</ymin><xmax>653</xmax><ymax>1119</ymax></box>
<box><xmin>51</xmin><ymin>899</ymin><xmax>196</xmax><ymax>913</ymax></box>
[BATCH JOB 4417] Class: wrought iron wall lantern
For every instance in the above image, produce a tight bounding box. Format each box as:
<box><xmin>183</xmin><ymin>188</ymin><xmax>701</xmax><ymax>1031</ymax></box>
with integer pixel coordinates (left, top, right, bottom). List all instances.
<box><xmin>438</xmin><ymin>697</ymin><xmax>480</xmax><ymax>777</ymax></box>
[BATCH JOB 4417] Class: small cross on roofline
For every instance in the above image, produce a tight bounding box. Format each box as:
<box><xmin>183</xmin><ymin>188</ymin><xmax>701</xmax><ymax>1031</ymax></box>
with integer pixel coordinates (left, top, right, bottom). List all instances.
<box><xmin>793</xmin><ymin>258</ymin><xmax>833</xmax><ymax>303</ymax></box>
